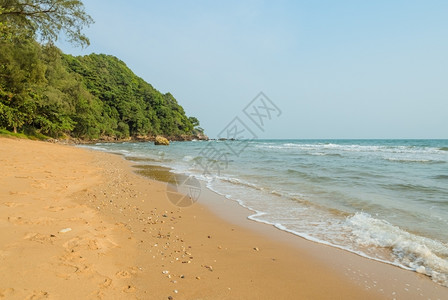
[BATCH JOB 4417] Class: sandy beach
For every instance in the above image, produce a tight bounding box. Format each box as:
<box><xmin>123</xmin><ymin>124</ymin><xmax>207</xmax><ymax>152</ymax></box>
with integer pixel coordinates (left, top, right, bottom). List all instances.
<box><xmin>1</xmin><ymin>137</ymin><xmax>447</xmax><ymax>300</ymax></box>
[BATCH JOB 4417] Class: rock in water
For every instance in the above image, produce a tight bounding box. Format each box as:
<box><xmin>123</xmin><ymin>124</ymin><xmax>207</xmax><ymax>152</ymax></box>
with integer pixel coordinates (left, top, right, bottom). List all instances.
<box><xmin>155</xmin><ymin>136</ymin><xmax>170</xmax><ymax>146</ymax></box>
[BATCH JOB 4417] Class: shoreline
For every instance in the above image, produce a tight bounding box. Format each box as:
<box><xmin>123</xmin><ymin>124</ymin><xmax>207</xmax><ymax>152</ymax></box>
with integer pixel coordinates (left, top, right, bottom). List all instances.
<box><xmin>130</xmin><ymin>158</ymin><xmax>448</xmax><ymax>298</ymax></box>
<box><xmin>1</xmin><ymin>137</ymin><xmax>446</xmax><ymax>299</ymax></box>
<box><xmin>196</xmin><ymin>181</ymin><xmax>448</xmax><ymax>297</ymax></box>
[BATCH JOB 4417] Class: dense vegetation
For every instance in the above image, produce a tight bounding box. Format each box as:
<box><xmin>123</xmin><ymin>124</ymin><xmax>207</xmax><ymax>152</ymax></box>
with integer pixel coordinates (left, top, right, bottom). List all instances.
<box><xmin>0</xmin><ymin>0</ymin><xmax>203</xmax><ymax>140</ymax></box>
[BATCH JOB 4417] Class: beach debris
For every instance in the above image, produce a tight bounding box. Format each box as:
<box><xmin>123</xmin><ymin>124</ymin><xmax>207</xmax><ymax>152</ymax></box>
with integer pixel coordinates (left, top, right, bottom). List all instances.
<box><xmin>253</xmin><ymin>247</ymin><xmax>259</xmax><ymax>251</ymax></box>
<box><xmin>180</xmin><ymin>275</ymin><xmax>185</xmax><ymax>279</ymax></box>
<box><xmin>59</xmin><ymin>228</ymin><xmax>72</xmax><ymax>233</ymax></box>
<box><xmin>203</xmin><ymin>265</ymin><xmax>213</xmax><ymax>272</ymax></box>
<box><xmin>173</xmin><ymin>290</ymin><xmax>178</xmax><ymax>294</ymax></box>
<box><xmin>162</xmin><ymin>270</ymin><xmax>170</xmax><ymax>274</ymax></box>
<box><xmin>168</xmin><ymin>296</ymin><xmax>173</xmax><ymax>300</ymax></box>
<box><xmin>195</xmin><ymin>276</ymin><xmax>201</xmax><ymax>280</ymax></box>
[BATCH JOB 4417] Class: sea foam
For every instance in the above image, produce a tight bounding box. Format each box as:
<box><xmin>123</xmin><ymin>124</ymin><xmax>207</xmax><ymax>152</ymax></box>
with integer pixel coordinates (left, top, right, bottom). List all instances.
<box><xmin>345</xmin><ymin>212</ymin><xmax>448</xmax><ymax>286</ymax></box>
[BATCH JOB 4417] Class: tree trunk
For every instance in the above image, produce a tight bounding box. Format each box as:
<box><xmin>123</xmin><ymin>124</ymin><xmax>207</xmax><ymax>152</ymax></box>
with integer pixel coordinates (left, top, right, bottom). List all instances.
<box><xmin>13</xmin><ymin>126</ymin><xmax>17</xmax><ymax>133</ymax></box>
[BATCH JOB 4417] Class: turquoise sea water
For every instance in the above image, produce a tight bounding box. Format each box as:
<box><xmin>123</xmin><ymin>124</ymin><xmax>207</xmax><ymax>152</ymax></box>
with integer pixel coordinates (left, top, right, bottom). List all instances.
<box><xmin>82</xmin><ymin>139</ymin><xmax>448</xmax><ymax>286</ymax></box>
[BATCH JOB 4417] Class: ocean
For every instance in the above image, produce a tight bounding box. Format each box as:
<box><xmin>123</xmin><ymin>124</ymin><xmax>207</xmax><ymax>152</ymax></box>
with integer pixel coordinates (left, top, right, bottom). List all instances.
<box><xmin>81</xmin><ymin>139</ymin><xmax>448</xmax><ymax>286</ymax></box>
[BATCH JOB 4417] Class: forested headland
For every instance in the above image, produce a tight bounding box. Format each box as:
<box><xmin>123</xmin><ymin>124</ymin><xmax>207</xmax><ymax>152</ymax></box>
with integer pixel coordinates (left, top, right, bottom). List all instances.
<box><xmin>0</xmin><ymin>0</ymin><xmax>205</xmax><ymax>141</ymax></box>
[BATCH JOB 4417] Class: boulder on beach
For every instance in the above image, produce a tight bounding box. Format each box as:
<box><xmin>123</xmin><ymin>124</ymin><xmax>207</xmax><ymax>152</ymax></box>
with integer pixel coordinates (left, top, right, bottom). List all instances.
<box><xmin>154</xmin><ymin>136</ymin><xmax>170</xmax><ymax>146</ymax></box>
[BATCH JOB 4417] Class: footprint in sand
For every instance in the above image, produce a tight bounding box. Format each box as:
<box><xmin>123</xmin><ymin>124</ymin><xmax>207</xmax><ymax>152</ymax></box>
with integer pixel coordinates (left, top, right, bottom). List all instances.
<box><xmin>32</xmin><ymin>217</ymin><xmax>57</xmax><ymax>225</ymax></box>
<box><xmin>122</xmin><ymin>285</ymin><xmax>136</xmax><ymax>293</ymax></box>
<box><xmin>24</xmin><ymin>232</ymin><xmax>57</xmax><ymax>244</ymax></box>
<box><xmin>0</xmin><ymin>250</ymin><xmax>9</xmax><ymax>260</ymax></box>
<box><xmin>68</xmin><ymin>217</ymin><xmax>88</xmax><ymax>224</ymax></box>
<box><xmin>87</xmin><ymin>277</ymin><xmax>113</xmax><ymax>299</ymax></box>
<box><xmin>45</xmin><ymin>206</ymin><xmax>65</xmax><ymax>212</ymax></box>
<box><xmin>7</xmin><ymin>216</ymin><xmax>57</xmax><ymax>225</ymax></box>
<box><xmin>3</xmin><ymin>202</ymin><xmax>27</xmax><ymax>207</ymax></box>
<box><xmin>24</xmin><ymin>290</ymin><xmax>49</xmax><ymax>299</ymax></box>
<box><xmin>93</xmin><ymin>236</ymin><xmax>118</xmax><ymax>253</ymax></box>
<box><xmin>63</xmin><ymin>237</ymin><xmax>82</xmax><ymax>252</ymax></box>
<box><xmin>88</xmin><ymin>239</ymin><xmax>100</xmax><ymax>250</ymax></box>
<box><xmin>31</xmin><ymin>181</ymin><xmax>48</xmax><ymax>189</ymax></box>
<box><xmin>101</xmin><ymin>277</ymin><xmax>113</xmax><ymax>288</ymax></box>
<box><xmin>58</xmin><ymin>256</ymin><xmax>94</xmax><ymax>277</ymax></box>
<box><xmin>115</xmin><ymin>270</ymin><xmax>132</xmax><ymax>278</ymax></box>
<box><xmin>94</xmin><ymin>226</ymin><xmax>108</xmax><ymax>232</ymax></box>
<box><xmin>7</xmin><ymin>216</ymin><xmax>25</xmax><ymax>225</ymax></box>
<box><xmin>8</xmin><ymin>190</ymin><xmax>29</xmax><ymax>195</ymax></box>
<box><xmin>91</xmin><ymin>290</ymin><xmax>105</xmax><ymax>299</ymax></box>
<box><xmin>63</xmin><ymin>236</ymin><xmax>117</xmax><ymax>253</ymax></box>
<box><xmin>0</xmin><ymin>288</ymin><xmax>15</xmax><ymax>299</ymax></box>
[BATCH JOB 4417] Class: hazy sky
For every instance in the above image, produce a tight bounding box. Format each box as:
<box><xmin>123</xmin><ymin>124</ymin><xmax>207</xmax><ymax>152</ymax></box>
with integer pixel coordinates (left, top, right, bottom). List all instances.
<box><xmin>57</xmin><ymin>0</ymin><xmax>448</xmax><ymax>139</ymax></box>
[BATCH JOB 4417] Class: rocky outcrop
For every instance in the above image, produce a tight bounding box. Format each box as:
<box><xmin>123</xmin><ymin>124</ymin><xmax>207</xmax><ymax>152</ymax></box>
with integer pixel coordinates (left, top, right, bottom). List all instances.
<box><xmin>193</xmin><ymin>132</ymin><xmax>209</xmax><ymax>141</ymax></box>
<box><xmin>154</xmin><ymin>136</ymin><xmax>170</xmax><ymax>145</ymax></box>
<box><xmin>167</xmin><ymin>133</ymin><xmax>209</xmax><ymax>141</ymax></box>
<box><xmin>60</xmin><ymin>133</ymin><xmax>208</xmax><ymax>145</ymax></box>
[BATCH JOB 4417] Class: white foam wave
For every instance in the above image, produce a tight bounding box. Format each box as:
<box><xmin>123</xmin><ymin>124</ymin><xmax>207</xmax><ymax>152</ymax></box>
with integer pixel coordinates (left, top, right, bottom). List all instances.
<box><xmin>202</xmin><ymin>182</ymin><xmax>409</xmax><ymax>274</ymax></box>
<box><xmin>78</xmin><ymin>145</ymin><xmax>108</xmax><ymax>152</ymax></box>
<box><xmin>384</xmin><ymin>157</ymin><xmax>445</xmax><ymax>164</ymax></box>
<box><xmin>215</xmin><ymin>176</ymin><xmax>262</xmax><ymax>190</ymax></box>
<box><xmin>201</xmin><ymin>175</ymin><xmax>448</xmax><ymax>287</ymax></box>
<box><xmin>310</xmin><ymin>152</ymin><xmax>326</xmax><ymax>156</ymax></box>
<box><xmin>255</xmin><ymin>143</ymin><xmax>448</xmax><ymax>155</ymax></box>
<box><xmin>182</xmin><ymin>155</ymin><xmax>195</xmax><ymax>162</ymax></box>
<box><xmin>345</xmin><ymin>212</ymin><xmax>448</xmax><ymax>286</ymax></box>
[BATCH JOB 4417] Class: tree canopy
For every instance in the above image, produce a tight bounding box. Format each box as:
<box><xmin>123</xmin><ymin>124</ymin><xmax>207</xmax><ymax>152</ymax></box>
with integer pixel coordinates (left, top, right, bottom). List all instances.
<box><xmin>63</xmin><ymin>53</ymin><xmax>200</xmax><ymax>139</ymax></box>
<box><xmin>0</xmin><ymin>0</ymin><xmax>93</xmax><ymax>47</ymax></box>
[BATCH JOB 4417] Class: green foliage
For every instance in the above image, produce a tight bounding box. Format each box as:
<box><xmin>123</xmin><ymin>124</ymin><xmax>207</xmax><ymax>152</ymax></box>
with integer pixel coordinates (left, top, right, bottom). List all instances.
<box><xmin>0</xmin><ymin>0</ymin><xmax>93</xmax><ymax>47</ymax></box>
<box><xmin>0</xmin><ymin>38</ymin><xmax>84</xmax><ymax>137</ymax></box>
<box><xmin>0</xmin><ymin>40</ymin><xmax>200</xmax><ymax>139</ymax></box>
<box><xmin>188</xmin><ymin>116</ymin><xmax>200</xmax><ymax>128</ymax></box>
<box><xmin>63</xmin><ymin>53</ymin><xmax>197</xmax><ymax>138</ymax></box>
<box><xmin>0</xmin><ymin>0</ymin><xmax>201</xmax><ymax>140</ymax></box>
<box><xmin>0</xmin><ymin>127</ymin><xmax>30</xmax><ymax>138</ymax></box>
<box><xmin>0</xmin><ymin>127</ymin><xmax>49</xmax><ymax>140</ymax></box>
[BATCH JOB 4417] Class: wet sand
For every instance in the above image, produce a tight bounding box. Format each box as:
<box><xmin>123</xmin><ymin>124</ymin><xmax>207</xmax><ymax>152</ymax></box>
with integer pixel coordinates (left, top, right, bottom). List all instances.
<box><xmin>0</xmin><ymin>137</ymin><xmax>446</xmax><ymax>299</ymax></box>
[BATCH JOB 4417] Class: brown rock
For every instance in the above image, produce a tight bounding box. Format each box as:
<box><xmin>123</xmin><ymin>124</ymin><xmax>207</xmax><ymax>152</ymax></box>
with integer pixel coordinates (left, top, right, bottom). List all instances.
<box><xmin>154</xmin><ymin>136</ymin><xmax>170</xmax><ymax>146</ymax></box>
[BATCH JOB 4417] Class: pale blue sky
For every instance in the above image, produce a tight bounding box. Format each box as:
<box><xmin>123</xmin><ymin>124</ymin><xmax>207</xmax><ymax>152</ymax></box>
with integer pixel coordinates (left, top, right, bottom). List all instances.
<box><xmin>57</xmin><ymin>0</ymin><xmax>448</xmax><ymax>139</ymax></box>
